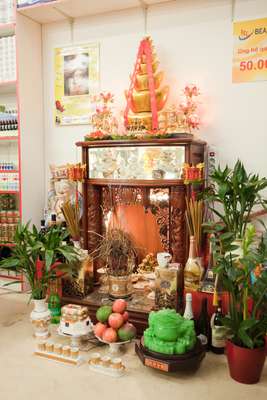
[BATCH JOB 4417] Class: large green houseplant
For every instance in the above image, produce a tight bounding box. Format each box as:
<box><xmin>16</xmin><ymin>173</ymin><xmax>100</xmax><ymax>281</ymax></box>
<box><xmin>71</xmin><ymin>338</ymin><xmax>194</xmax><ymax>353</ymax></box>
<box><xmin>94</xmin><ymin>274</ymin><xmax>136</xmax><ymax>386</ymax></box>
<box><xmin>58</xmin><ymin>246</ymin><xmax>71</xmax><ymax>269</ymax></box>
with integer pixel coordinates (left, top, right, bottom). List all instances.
<box><xmin>0</xmin><ymin>222</ymin><xmax>79</xmax><ymax>339</ymax></box>
<box><xmin>204</xmin><ymin>160</ymin><xmax>267</xmax><ymax>239</ymax></box>
<box><xmin>212</xmin><ymin>225</ymin><xmax>267</xmax><ymax>384</ymax></box>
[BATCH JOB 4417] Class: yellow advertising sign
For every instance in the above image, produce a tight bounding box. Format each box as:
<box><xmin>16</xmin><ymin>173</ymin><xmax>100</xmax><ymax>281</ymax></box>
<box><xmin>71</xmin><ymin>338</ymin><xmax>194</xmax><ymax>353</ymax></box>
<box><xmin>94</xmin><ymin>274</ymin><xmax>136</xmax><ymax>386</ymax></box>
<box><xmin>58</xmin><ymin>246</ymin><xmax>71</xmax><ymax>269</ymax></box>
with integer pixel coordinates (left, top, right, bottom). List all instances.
<box><xmin>233</xmin><ymin>18</ymin><xmax>267</xmax><ymax>83</ymax></box>
<box><xmin>54</xmin><ymin>43</ymin><xmax>99</xmax><ymax>125</ymax></box>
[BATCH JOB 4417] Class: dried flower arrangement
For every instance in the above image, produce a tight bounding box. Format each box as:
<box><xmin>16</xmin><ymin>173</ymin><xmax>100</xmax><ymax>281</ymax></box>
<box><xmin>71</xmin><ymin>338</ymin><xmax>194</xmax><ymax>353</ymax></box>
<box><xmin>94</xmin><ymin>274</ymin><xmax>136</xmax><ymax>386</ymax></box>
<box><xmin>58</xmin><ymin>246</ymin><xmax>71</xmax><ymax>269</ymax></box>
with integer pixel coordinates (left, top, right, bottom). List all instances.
<box><xmin>90</xmin><ymin>228</ymin><xmax>136</xmax><ymax>276</ymax></box>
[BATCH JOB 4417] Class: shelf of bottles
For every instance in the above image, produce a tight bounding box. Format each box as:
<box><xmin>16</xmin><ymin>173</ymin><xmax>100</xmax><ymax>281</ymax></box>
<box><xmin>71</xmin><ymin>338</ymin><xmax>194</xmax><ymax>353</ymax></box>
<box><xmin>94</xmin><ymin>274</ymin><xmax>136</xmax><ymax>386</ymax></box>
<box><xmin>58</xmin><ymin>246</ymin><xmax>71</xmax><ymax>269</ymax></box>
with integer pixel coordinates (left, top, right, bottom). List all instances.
<box><xmin>0</xmin><ymin>0</ymin><xmax>15</xmax><ymax>25</ymax></box>
<box><xmin>0</xmin><ymin>89</ymin><xmax>20</xmax><ymax>247</ymax></box>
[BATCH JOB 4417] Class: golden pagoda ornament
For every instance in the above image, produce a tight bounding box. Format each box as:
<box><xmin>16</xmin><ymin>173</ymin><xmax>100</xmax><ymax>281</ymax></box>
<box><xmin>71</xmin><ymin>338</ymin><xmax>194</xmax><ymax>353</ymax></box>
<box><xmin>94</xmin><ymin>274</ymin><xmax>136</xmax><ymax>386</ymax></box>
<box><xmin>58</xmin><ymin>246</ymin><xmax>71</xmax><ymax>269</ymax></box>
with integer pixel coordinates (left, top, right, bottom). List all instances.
<box><xmin>124</xmin><ymin>37</ymin><xmax>169</xmax><ymax>133</ymax></box>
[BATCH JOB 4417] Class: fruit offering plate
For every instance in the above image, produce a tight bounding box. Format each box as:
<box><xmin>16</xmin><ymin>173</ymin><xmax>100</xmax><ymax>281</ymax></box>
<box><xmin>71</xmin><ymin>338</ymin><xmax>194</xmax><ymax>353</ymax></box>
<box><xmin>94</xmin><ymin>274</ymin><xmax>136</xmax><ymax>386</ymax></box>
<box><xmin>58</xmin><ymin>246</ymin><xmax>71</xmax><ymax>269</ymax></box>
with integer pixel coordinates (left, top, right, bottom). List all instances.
<box><xmin>95</xmin><ymin>335</ymin><xmax>132</xmax><ymax>354</ymax></box>
<box><xmin>135</xmin><ymin>337</ymin><xmax>205</xmax><ymax>373</ymax></box>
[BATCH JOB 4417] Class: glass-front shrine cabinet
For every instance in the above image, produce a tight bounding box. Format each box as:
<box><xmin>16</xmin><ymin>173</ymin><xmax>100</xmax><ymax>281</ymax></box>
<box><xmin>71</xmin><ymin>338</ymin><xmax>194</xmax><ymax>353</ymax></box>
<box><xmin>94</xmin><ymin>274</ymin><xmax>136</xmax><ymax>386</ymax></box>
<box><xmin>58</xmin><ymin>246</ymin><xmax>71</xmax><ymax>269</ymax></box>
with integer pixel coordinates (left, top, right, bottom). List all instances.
<box><xmin>65</xmin><ymin>137</ymin><xmax>206</xmax><ymax>332</ymax></box>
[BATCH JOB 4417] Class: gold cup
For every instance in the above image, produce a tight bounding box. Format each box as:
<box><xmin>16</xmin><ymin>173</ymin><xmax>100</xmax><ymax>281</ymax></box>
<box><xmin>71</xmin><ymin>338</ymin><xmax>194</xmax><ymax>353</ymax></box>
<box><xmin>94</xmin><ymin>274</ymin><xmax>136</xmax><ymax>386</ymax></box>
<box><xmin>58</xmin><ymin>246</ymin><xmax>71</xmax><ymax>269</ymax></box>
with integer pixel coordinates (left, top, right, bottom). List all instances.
<box><xmin>100</xmin><ymin>356</ymin><xmax>111</xmax><ymax>367</ymax></box>
<box><xmin>45</xmin><ymin>342</ymin><xmax>54</xmax><ymax>353</ymax></box>
<box><xmin>70</xmin><ymin>347</ymin><xmax>79</xmax><ymax>359</ymax></box>
<box><xmin>89</xmin><ymin>352</ymin><xmax>100</xmax><ymax>365</ymax></box>
<box><xmin>54</xmin><ymin>344</ymin><xmax>63</xmax><ymax>355</ymax></box>
<box><xmin>37</xmin><ymin>341</ymin><xmax>46</xmax><ymax>352</ymax></box>
<box><xmin>111</xmin><ymin>358</ymin><xmax>122</xmax><ymax>369</ymax></box>
<box><xmin>62</xmin><ymin>346</ymin><xmax>70</xmax><ymax>357</ymax></box>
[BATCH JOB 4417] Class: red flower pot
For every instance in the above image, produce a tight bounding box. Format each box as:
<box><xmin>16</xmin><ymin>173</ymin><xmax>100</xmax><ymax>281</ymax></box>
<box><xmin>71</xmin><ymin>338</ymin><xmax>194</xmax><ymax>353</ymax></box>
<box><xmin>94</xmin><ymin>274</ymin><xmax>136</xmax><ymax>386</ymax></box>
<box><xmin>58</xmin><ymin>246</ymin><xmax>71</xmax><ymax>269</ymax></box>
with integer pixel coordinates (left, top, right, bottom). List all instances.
<box><xmin>226</xmin><ymin>340</ymin><xmax>266</xmax><ymax>384</ymax></box>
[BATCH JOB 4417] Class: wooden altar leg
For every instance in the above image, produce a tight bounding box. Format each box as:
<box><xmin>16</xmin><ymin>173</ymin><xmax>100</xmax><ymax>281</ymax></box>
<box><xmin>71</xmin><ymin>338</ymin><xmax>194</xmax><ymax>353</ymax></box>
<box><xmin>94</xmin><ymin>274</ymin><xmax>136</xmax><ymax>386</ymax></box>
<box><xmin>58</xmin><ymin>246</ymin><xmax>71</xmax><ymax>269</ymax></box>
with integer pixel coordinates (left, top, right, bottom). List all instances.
<box><xmin>170</xmin><ymin>185</ymin><xmax>186</xmax><ymax>313</ymax></box>
<box><xmin>82</xmin><ymin>147</ymin><xmax>89</xmax><ymax>250</ymax></box>
<box><xmin>170</xmin><ymin>185</ymin><xmax>186</xmax><ymax>265</ymax></box>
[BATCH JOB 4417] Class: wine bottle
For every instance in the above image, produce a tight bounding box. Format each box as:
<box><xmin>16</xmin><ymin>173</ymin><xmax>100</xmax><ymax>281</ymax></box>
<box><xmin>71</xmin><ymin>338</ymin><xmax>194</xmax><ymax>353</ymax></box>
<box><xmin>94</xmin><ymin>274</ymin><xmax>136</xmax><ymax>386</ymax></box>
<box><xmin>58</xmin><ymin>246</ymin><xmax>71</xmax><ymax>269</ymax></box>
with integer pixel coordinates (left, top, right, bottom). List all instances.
<box><xmin>49</xmin><ymin>213</ymin><xmax>57</xmax><ymax>229</ymax></box>
<box><xmin>197</xmin><ymin>297</ymin><xmax>211</xmax><ymax>350</ymax></box>
<box><xmin>61</xmin><ymin>220</ymin><xmax>71</xmax><ymax>244</ymax></box>
<box><xmin>39</xmin><ymin>219</ymin><xmax>46</xmax><ymax>236</ymax></box>
<box><xmin>183</xmin><ymin>292</ymin><xmax>194</xmax><ymax>320</ymax></box>
<box><xmin>184</xmin><ymin>236</ymin><xmax>202</xmax><ymax>291</ymax></box>
<box><xmin>210</xmin><ymin>301</ymin><xmax>226</xmax><ymax>354</ymax></box>
<box><xmin>201</xmin><ymin>238</ymin><xmax>216</xmax><ymax>293</ymax></box>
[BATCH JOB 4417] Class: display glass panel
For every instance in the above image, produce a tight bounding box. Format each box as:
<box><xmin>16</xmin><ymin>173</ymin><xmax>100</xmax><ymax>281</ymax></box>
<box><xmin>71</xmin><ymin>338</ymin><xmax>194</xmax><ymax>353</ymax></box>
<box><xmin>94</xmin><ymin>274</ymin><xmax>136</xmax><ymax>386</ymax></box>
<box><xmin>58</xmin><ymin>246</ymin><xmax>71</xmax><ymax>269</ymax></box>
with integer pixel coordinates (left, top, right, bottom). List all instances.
<box><xmin>88</xmin><ymin>145</ymin><xmax>185</xmax><ymax>180</ymax></box>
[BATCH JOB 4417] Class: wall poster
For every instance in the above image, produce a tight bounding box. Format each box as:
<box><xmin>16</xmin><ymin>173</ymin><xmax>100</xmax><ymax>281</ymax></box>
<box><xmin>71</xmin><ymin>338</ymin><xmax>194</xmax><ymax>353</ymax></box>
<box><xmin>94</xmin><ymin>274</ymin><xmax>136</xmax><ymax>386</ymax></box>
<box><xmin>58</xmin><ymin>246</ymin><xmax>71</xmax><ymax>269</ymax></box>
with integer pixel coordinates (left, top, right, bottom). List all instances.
<box><xmin>54</xmin><ymin>43</ymin><xmax>99</xmax><ymax>126</ymax></box>
<box><xmin>233</xmin><ymin>18</ymin><xmax>267</xmax><ymax>83</ymax></box>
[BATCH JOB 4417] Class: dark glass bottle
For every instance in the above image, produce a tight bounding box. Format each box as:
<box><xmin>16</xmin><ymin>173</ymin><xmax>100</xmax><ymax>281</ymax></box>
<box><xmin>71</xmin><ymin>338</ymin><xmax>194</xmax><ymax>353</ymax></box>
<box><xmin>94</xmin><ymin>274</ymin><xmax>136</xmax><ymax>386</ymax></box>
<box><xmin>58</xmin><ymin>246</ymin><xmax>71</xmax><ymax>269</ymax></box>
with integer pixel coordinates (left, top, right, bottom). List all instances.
<box><xmin>49</xmin><ymin>213</ymin><xmax>57</xmax><ymax>230</ymax></box>
<box><xmin>40</xmin><ymin>219</ymin><xmax>46</xmax><ymax>236</ymax></box>
<box><xmin>61</xmin><ymin>220</ymin><xmax>71</xmax><ymax>244</ymax></box>
<box><xmin>197</xmin><ymin>298</ymin><xmax>211</xmax><ymax>350</ymax></box>
<box><xmin>210</xmin><ymin>301</ymin><xmax>226</xmax><ymax>354</ymax></box>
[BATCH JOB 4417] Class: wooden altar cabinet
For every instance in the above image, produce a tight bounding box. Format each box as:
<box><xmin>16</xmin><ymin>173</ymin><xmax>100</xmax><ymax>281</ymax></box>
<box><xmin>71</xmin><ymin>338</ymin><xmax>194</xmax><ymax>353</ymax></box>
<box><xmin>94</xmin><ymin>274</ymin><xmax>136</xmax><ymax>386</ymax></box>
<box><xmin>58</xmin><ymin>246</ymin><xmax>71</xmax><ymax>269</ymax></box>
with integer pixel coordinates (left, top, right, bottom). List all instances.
<box><xmin>68</xmin><ymin>136</ymin><xmax>206</xmax><ymax>334</ymax></box>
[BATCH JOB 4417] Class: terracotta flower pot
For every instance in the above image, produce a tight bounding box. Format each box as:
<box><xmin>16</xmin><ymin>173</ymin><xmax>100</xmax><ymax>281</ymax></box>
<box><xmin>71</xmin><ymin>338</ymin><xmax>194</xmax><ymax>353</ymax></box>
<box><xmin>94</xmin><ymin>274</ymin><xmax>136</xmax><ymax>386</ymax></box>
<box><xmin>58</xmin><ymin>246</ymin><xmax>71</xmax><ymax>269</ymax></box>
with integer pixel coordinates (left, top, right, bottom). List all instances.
<box><xmin>226</xmin><ymin>340</ymin><xmax>266</xmax><ymax>384</ymax></box>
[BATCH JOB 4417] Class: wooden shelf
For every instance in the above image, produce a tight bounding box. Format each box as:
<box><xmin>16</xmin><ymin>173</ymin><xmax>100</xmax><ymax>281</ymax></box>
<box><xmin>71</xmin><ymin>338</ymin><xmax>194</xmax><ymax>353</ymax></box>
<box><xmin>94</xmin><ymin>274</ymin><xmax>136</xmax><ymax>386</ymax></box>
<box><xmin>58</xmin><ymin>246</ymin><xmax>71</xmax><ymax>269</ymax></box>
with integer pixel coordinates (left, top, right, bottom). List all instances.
<box><xmin>0</xmin><ymin>191</ymin><xmax>19</xmax><ymax>194</ymax></box>
<box><xmin>0</xmin><ymin>243</ymin><xmax>16</xmax><ymax>247</ymax></box>
<box><xmin>0</xmin><ymin>80</ymin><xmax>17</xmax><ymax>95</ymax></box>
<box><xmin>76</xmin><ymin>135</ymin><xmax>205</xmax><ymax>148</ymax></box>
<box><xmin>0</xmin><ymin>136</ymin><xmax>18</xmax><ymax>141</ymax></box>
<box><xmin>0</xmin><ymin>170</ymin><xmax>18</xmax><ymax>173</ymax></box>
<box><xmin>87</xmin><ymin>178</ymin><xmax>184</xmax><ymax>187</ymax></box>
<box><xmin>0</xmin><ymin>22</ymin><xmax>15</xmax><ymax>37</ymax></box>
<box><xmin>17</xmin><ymin>0</ymin><xmax>171</xmax><ymax>24</ymax></box>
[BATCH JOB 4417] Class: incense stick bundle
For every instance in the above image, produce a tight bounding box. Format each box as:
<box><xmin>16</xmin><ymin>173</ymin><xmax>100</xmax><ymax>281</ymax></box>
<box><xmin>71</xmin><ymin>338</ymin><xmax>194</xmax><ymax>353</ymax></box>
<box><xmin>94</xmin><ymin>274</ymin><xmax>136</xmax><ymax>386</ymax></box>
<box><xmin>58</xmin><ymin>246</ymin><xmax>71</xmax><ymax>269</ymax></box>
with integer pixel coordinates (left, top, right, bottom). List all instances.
<box><xmin>185</xmin><ymin>198</ymin><xmax>204</xmax><ymax>256</ymax></box>
<box><xmin>61</xmin><ymin>201</ymin><xmax>80</xmax><ymax>241</ymax></box>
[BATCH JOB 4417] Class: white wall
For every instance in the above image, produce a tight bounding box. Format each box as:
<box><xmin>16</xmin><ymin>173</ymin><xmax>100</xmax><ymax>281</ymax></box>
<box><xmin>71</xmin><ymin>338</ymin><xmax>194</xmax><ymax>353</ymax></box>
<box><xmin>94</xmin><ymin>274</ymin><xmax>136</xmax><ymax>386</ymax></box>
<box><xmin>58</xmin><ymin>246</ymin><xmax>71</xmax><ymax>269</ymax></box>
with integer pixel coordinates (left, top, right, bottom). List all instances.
<box><xmin>42</xmin><ymin>0</ymin><xmax>267</xmax><ymax>197</ymax></box>
<box><xmin>17</xmin><ymin>14</ymin><xmax>45</xmax><ymax>225</ymax></box>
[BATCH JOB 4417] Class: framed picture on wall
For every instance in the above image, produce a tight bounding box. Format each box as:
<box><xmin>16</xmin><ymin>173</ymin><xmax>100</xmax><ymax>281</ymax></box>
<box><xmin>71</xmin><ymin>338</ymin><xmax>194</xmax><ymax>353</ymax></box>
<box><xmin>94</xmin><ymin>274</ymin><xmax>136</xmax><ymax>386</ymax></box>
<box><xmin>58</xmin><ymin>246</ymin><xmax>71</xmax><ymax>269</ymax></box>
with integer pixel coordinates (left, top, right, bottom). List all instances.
<box><xmin>54</xmin><ymin>43</ymin><xmax>99</xmax><ymax>126</ymax></box>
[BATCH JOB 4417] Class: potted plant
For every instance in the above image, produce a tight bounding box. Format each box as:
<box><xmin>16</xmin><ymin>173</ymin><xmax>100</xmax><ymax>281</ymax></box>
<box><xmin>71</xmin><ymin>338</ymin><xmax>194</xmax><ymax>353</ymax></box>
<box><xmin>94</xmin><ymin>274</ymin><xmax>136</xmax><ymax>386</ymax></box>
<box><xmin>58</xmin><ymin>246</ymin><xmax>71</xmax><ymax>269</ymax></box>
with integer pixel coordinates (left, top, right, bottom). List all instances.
<box><xmin>0</xmin><ymin>222</ymin><xmax>79</xmax><ymax>338</ymax></box>
<box><xmin>204</xmin><ymin>160</ymin><xmax>267</xmax><ymax>241</ymax></box>
<box><xmin>90</xmin><ymin>228</ymin><xmax>136</xmax><ymax>299</ymax></box>
<box><xmin>212</xmin><ymin>224</ymin><xmax>267</xmax><ymax>384</ymax></box>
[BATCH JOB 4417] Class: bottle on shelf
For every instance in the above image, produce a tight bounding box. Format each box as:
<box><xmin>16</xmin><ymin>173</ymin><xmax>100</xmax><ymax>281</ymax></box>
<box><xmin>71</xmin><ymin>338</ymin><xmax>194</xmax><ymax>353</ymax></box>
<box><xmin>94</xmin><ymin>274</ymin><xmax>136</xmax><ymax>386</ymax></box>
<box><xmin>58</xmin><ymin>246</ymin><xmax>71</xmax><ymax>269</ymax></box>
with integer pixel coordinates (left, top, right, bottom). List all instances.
<box><xmin>39</xmin><ymin>219</ymin><xmax>46</xmax><ymax>236</ymax></box>
<box><xmin>184</xmin><ymin>235</ymin><xmax>203</xmax><ymax>291</ymax></box>
<box><xmin>210</xmin><ymin>300</ymin><xmax>227</xmax><ymax>354</ymax></box>
<box><xmin>49</xmin><ymin>213</ymin><xmax>57</xmax><ymax>229</ymax></box>
<box><xmin>197</xmin><ymin>297</ymin><xmax>211</xmax><ymax>350</ymax></box>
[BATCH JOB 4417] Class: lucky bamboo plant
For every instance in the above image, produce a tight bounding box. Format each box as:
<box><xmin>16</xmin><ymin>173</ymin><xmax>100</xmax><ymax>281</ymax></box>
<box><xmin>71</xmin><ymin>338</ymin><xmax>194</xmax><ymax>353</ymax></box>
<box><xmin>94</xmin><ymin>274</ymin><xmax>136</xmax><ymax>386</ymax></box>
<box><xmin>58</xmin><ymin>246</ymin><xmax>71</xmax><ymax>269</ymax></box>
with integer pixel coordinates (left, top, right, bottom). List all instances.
<box><xmin>0</xmin><ymin>222</ymin><xmax>79</xmax><ymax>300</ymax></box>
<box><xmin>204</xmin><ymin>160</ymin><xmax>267</xmax><ymax>239</ymax></box>
<box><xmin>212</xmin><ymin>224</ymin><xmax>267</xmax><ymax>349</ymax></box>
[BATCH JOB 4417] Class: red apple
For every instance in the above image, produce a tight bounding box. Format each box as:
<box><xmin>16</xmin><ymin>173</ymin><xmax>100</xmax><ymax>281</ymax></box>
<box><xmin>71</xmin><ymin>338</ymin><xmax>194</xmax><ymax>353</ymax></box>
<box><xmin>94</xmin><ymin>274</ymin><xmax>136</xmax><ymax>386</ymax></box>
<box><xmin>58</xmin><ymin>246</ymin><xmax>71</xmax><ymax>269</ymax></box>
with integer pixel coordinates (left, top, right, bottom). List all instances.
<box><xmin>108</xmin><ymin>313</ymin><xmax>124</xmax><ymax>329</ymax></box>
<box><xmin>122</xmin><ymin>311</ymin><xmax>129</xmax><ymax>322</ymax></box>
<box><xmin>94</xmin><ymin>322</ymin><xmax>107</xmax><ymax>339</ymax></box>
<box><xmin>112</xmin><ymin>299</ymin><xmax>127</xmax><ymax>314</ymax></box>
<box><xmin>102</xmin><ymin>327</ymin><xmax>117</xmax><ymax>343</ymax></box>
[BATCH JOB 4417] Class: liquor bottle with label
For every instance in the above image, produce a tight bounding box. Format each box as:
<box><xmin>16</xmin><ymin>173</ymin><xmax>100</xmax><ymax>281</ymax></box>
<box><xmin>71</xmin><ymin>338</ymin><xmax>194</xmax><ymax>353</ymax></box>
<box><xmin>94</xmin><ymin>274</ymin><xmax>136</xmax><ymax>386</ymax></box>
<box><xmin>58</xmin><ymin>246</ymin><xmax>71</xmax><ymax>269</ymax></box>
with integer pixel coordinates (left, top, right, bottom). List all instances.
<box><xmin>197</xmin><ymin>297</ymin><xmax>211</xmax><ymax>350</ymax></box>
<box><xmin>201</xmin><ymin>238</ymin><xmax>216</xmax><ymax>293</ymax></box>
<box><xmin>210</xmin><ymin>300</ymin><xmax>226</xmax><ymax>354</ymax></box>
<box><xmin>48</xmin><ymin>281</ymin><xmax>61</xmax><ymax>324</ymax></box>
<box><xmin>184</xmin><ymin>236</ymin><xmax>202</xmax><ymax>291</ymax></box>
